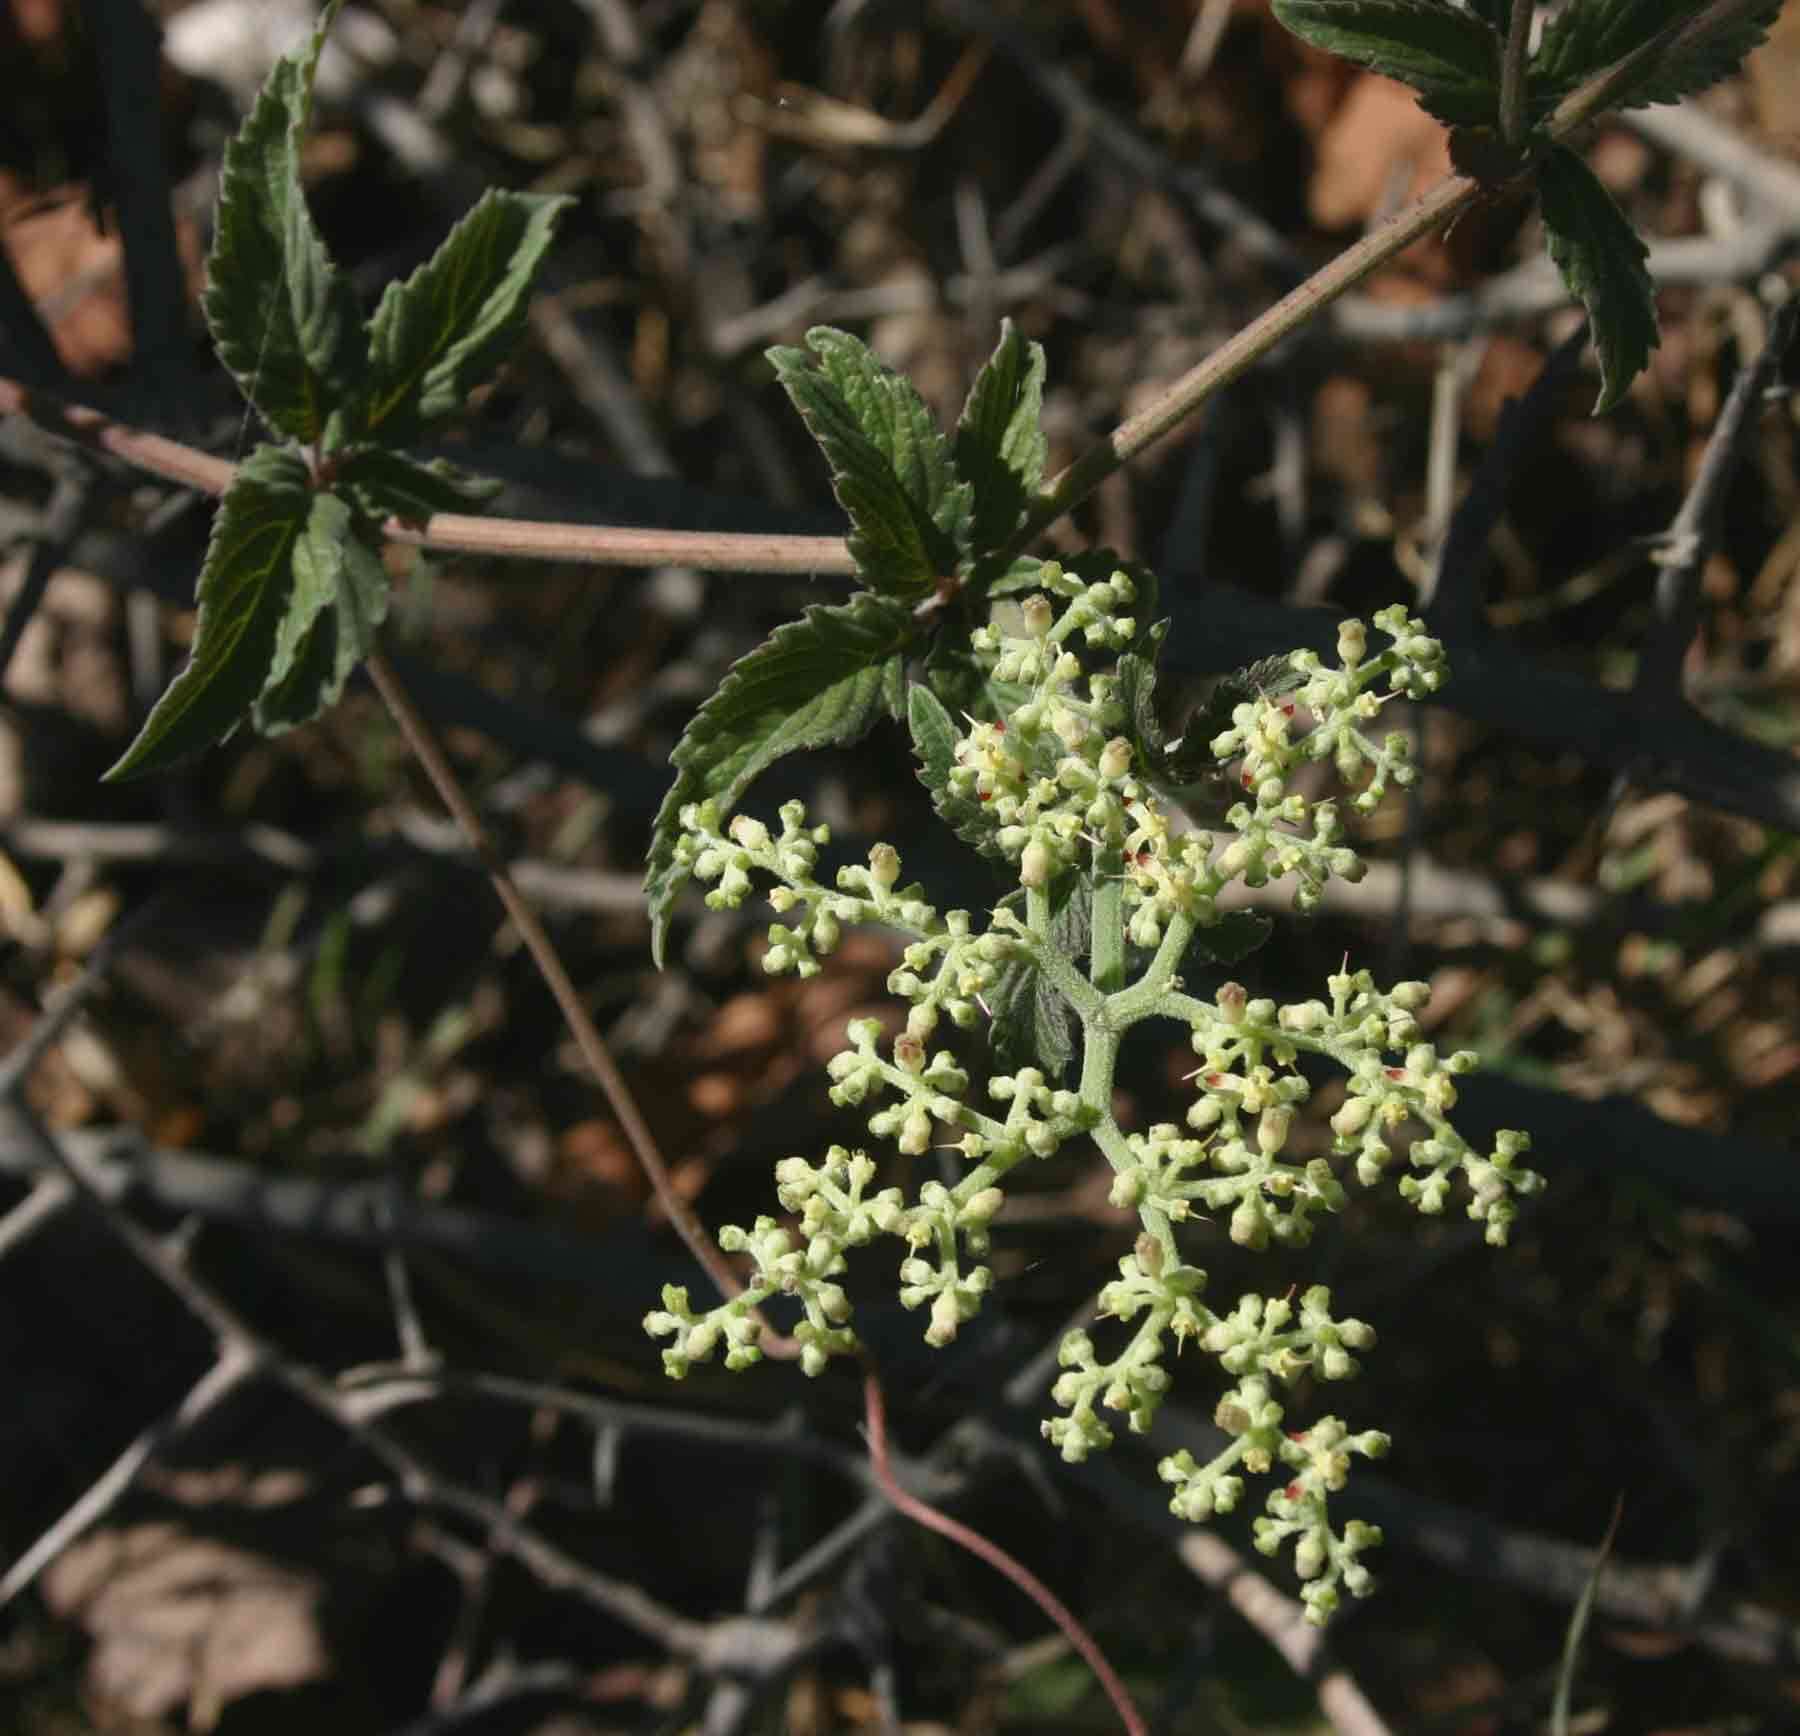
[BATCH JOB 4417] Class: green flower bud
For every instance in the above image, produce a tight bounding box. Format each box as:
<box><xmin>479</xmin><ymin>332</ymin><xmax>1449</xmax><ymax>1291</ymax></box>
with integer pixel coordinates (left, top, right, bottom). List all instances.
<box><xmin>1099</xmin><ymin>737</ymin><xmax>1133</xmax><ymax>780</ymax></box>
<box><xmin>926</xmin><ymin>1289</ymin><xmax>963</xmax><ymax>1346</ymax></box>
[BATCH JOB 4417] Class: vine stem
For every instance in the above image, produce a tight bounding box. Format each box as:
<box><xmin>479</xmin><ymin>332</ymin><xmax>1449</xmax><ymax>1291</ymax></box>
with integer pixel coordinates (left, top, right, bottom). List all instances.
<box><xmin>861</xmin><ymin>1366</ymin><xmax>1148</xmax><ymax>1736</ymax></box>
<box><xmin>0</xmin><ymin>0</ymin><xmax>1767</xmax><ymax>587</ymax></box>
<box><xmin>363</xmin><ymin>648</ymin><xmax>791</xmax><ymax>1354</ymax></box>
<box><xmin>1005</xmin><ymin>171</ymin><xmax>1479</xmax><ymax>558</ymax></box>
<box><xmin>1499</xmin><ymin>0</ymin><xmax>1533</xmax><ymax>147</ymax></box>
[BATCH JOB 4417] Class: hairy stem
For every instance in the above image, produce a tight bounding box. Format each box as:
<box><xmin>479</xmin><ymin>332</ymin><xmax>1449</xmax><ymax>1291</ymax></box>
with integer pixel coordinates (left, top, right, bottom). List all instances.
<box><xmin>1090</xmin><ymin>844</ymin><xmax>1126</xmax><ymax>996</ymax></box>
<box><xmin>1005</xmin><ymin>174</ymin><xmax>1479</xmax><ymax>559</ymax></box>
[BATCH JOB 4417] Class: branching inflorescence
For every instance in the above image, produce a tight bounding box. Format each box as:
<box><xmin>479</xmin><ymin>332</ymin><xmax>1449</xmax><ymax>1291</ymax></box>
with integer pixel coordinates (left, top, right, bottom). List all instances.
<box><xmin>646</xmin><ymin>587</ymin><xmax>1542</xmax><ymax>1623</ymax></box>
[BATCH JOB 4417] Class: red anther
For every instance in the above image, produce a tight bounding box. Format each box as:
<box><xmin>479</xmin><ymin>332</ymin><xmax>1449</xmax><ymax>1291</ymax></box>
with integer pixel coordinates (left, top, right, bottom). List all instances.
<box><xmin>979</xmin><ymin>790</ymin><xmax>993</xmax><ymax>802</ymax></box>
<box><xmin>1286</xmin><ymin>1429</ymin><xmax>1308</xmax><ymax>1441</ymax></box>
<box><xmin>1284</xmin><ymin>1482</ymin><xmax>1303</xmax><ymax>1502</ymax></box>
<box><xmin>1384</xmin><ymin>1066</ymin><xmax>1407</xmax><ymax>1082</ymax></box>
<box><xmin>1204</xmin><ymin>1073</ymin><xmax>1227</xmax><ymax>1088</ymax></box>
<box><xmin>1280</xmin><ymin>701</ymin><xmax>1296</xmax><ymax>717</ymax></box>
<box><xmin>1241</xmin><ymin>769</ymin><xmax>1253</xmax><ymax>789</ymax></box>
<box><xmin>992</xmin><ymin>718</ymin><xmax>1006</xmax><ymax>734</ymax></box>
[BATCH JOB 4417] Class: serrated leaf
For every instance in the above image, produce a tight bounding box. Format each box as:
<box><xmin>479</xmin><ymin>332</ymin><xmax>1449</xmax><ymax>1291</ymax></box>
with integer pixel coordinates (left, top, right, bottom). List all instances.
<box><xmin>646</xmin><ymin>592</ymin><xmax>915</xmax><ymax>966</ymax></box>
<box><xmin>1532</xmin><ymin>0</ymin><xmax>1786</xmax><ymax>114</ymax></box>
<box><xmin>921</xmin><ymin>628</ymin><xmax>1033</xmax><ymax>730</ymax></box>
<box><xmin>334</xmin><ymin>448</ymin><xmax>504</xmax><ymax>524</ymax></box>
<box><xmin>105</xmin><ymin>446</ymin><xmax>311</xmax><ymax>779</ymax></box>
<box><xmin>203</xmin><ymin>4</ymin><xmax>360</xmax><ymax>442</ymax></box>
<box><xmin>1270</xmin><ymin>0</ymin><xmax>1503</xmax><ymax>126</ymax></box>
<box><xmin>1190</xmin><ymin>910</ymin><xmax>1273</xmax><ymax>966</ymax></box>
<box><xmin>908</xmin><ymin>682</ymin><xmax>1005</xmax><ymax>856</ymax></box>
<box><xmin>1537</xmin><ymin>145</ymin><xmax>1658</xmax><ymax>413</ymax></box>
<box><xmin>954</xmin><ymin>319</ymin><xmax>1048</xmax><ymax>557</ymax></box>
<box><xmin>987</xmin><ymin>878</ymin><xmax>1089</xmax><ymax>1080</ymax></box>
<box><xmin>251</xmin><ymin>488</ymin><xmax>390</xmax><ymax>735</ymax></box>
<box><xmin>364</xmin><ymin>190</ymin><xmax>574</xmax><ymax>440</ymax></box>
<box><xmin>769</xmin><ymin>328</ymin><xmax>972</xmax><ymax>599</ymax></box>
<box><xmin>282</xmin><ymin>163</ymin><xmax>366</xmax><ymax>424</ymax></box>
<box><xmin>985</xmin><ymin>555</ymin><xmax>1056</xmax><ymax>599</ymax></box>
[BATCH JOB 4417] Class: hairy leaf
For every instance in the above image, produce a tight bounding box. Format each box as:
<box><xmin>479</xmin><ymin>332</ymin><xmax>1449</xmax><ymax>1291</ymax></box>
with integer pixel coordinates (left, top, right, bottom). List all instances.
<box><xmin>105</xmin><ymin>446</ymin><xmax>311</xmax><ymax>779</ymax></box>
<box><xmin>252</xmin><ymin>489</ymin><xmax>391</xmax><ymax>735</ymax></box>
<box><xmin>1189</xmin><ymin>911</ymin><xmax>1274</xmax><ymax>966</ymax></box>
<box><xmin>1532</xmin><ymin>0</ymin><xmax>1786</xmax><ymax>114</ymax></box>
<box><xmin>364</xmin><ymin>190</ymin><xmax>574</xmax><ymax>439</ymax></box>
<box><xmin>954</xmin><ymin>320</ymin><xmax>1048</xmax><ymax>558</ymax></box>
<box><xmin>908</xmin><ymin>682</ymin><xmax>1004</xmax><ymax>856</ymax></box>
<box><xmin>1270</xmin><ymin>0</ymin><xmax>1503</xmax><ymax>126</ymax></box>
<box><xmin>280</xmin><ymin>139</ymin><xmax>364</xmax><ymax>433</ymax></box>
<box><xmin>204</xmin><ymin>49</ymin><xmax>341</xmax><ymax>440</ymax></box>
<box><xmin>986</xmin><ymin>554</ymin><xmax>1057</xmax><ymax>599</ymax></box>
<box><xmin>646</xmin><ymin>592</ymin><xmax>915</xmax><ymax>965</ymax></box>
<box><xmin>987</xmin><ymin>879</ymin><xmax>1090</xmax><ymax>1080</ymax></box>
<box><xmin>334</xmin><ymin>449</ymin><xmax>504</xmax><ymax>524</ymax></box>
<box><xmin>1537</xmin><ymin>145</ymin><xmax>1657</xmax><ymax>413</ymax></box>
<box><xmin>769</xmin><ymin>328</ymin><xmax>973</xmax><ymax>599</ymax></box>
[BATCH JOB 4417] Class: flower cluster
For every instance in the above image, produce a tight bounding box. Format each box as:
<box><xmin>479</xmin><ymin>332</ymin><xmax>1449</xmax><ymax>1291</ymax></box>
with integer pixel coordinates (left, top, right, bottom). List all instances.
<box><xmin>645</xmin><ymin>573</ymin><xmax>1540</xmax><ymax>1621</ymax></box>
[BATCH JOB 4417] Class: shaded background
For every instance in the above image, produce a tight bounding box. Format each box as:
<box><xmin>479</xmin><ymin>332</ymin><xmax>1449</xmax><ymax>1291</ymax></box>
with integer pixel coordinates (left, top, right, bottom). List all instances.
<box><xmin>2</xmin><ymin>0</ymin><xmax>1799</xmax><ymax>1730</ymax></box>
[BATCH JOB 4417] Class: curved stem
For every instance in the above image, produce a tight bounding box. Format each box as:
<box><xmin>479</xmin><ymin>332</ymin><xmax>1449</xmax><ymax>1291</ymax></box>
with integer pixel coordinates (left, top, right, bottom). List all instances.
<box><xmin>364</xmin><ymin>648</ymin><xmax>789</xmax><ymax>1352</ymax></box>
<box><xmin>861</xmin><ymin>1366</ymin><xmax>1147</xmax><ymax>1736</ymax></box>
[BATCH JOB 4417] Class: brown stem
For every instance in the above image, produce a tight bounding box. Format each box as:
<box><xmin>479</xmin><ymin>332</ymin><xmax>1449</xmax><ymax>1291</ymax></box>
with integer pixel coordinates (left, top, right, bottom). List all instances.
<box><xmin>363</xmin><ymin>648</ymin><xmax>791</xmax><ymax>1352</ymax></box>
<box><xmin>0</xmin><ymin>376</ymin><xmax>855</xmax><ymax>576</ymax></box>
<box><xmin>861</xmin><ymin>1366</ymin><xmax>1148</xmax><ymax>1736</ymax></box>
<box><xmin>1499</xmin><ymin>0</ymin><xmax>1533</xmax><ymax>148</ymax></box>
<box><xmin>1007</xmin><ymin>173</ymin><xmax>1480</xmax><ymax>558</ymax></box>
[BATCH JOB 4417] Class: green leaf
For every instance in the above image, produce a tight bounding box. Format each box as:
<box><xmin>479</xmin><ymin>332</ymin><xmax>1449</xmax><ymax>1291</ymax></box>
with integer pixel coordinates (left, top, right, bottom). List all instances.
<box><xmin>252</xmin><ymin>489</ymin><xmax>391</xmax><ymax>735</ymax></box>
<box><xmin>334</xmin><ymin>448</ymin><xmax>504</xmax><ymax>524</ymax></box>
<box><xmin>1270</xmin><ymin>0</ymin><xmax>1502</xmax><ymax>127</ymax></box>
<box><xmin>202</xmin><ymin>3</ymin><xmax>359</xmax><ymax>443</ymax></box>
<box><xmin>954</xmin><ymin>319</ymin><xmax>1048</xmax><ymax>558</ymax></box>
<box><xmin>922</xmin><ymin>627</ymin><xmax>1032</xmax><ymax>731</ymax></box>
<box><xmin>105</xmin><ymin>446</ymin><xmax>311</xmax><ymax>779</ymax></box>
<box><xmin>908</xmin><ymin>682</ymin><xmax>1005</xmax><ymax>856</ymax></box>
<box><xmin>646</xmin><ymin>592</ymin><xmax>915</xmax><ymax>966</ymax></box>
<box><xmin>1532</xmin><ymin>0</ymin><xmax>1786</xmax><ymax>114</ymax></box>
<box><xmin>1189</xmin><ymin>911</ymin><xmax>1273</xmax><ymax>966</ymax></box>
<box><xmin>986</xmin><ymin>554</ymin><xmax>1056</xmax><ymax>599</ymax></box>
<box><xmin>364</xmin><ymin>190</ymin><xmax>574</xmax><ymax>439</ymax></box>
<box><xmin>987</xmin><ymin>878</ymin><xmax>1090</xmax><ymax>1080</ymax></box>
<box><xmin>769</xmin><ymin>328</ymin><xmax>973</xmax><ymax>599</ymax></box>
<box><xmin>283</xmin><ymin>160</ymin><xmax>366</xmax><ymax>428</ymax></box>
<box><xmin>1536</xmin><ymin>145</ymin><xmax>1658</xmax><ymax>413</ymax></box>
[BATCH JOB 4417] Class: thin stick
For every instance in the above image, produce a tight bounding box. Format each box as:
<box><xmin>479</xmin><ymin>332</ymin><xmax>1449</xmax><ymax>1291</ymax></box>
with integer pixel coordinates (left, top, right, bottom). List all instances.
<box><xmin>1499</xmin><ymin>0</ymin><xmax>1533</xmax><ymax>149</ymax></box>
<box><xmin>1176</xmin><ymin>1532</ymin><xmax>1393</xmax><ymax>1736</ymax></box>
<box><xmin>861</xmin><ymin>1367</ymin><xmax>1148</xmax><ymax>1736</ymax></box>
<box><xmin>363</xmin><ymin>649</ymin><xmax>783</xmax><ymax>1345</ymax></box>
<box><xmin>1007</xmin><ymin>173</ymin><xmax>1480</xmax><ymax>559</ymax></box>
<box><xmin>0</xmin><ymin>377</ymin><xmax>854</xmax><ymax>575</ymax></box>
<box><xmin>0</xmin><ymin>1344</ymin><xmax>260</xmax><ymax>1608</ymax></box>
